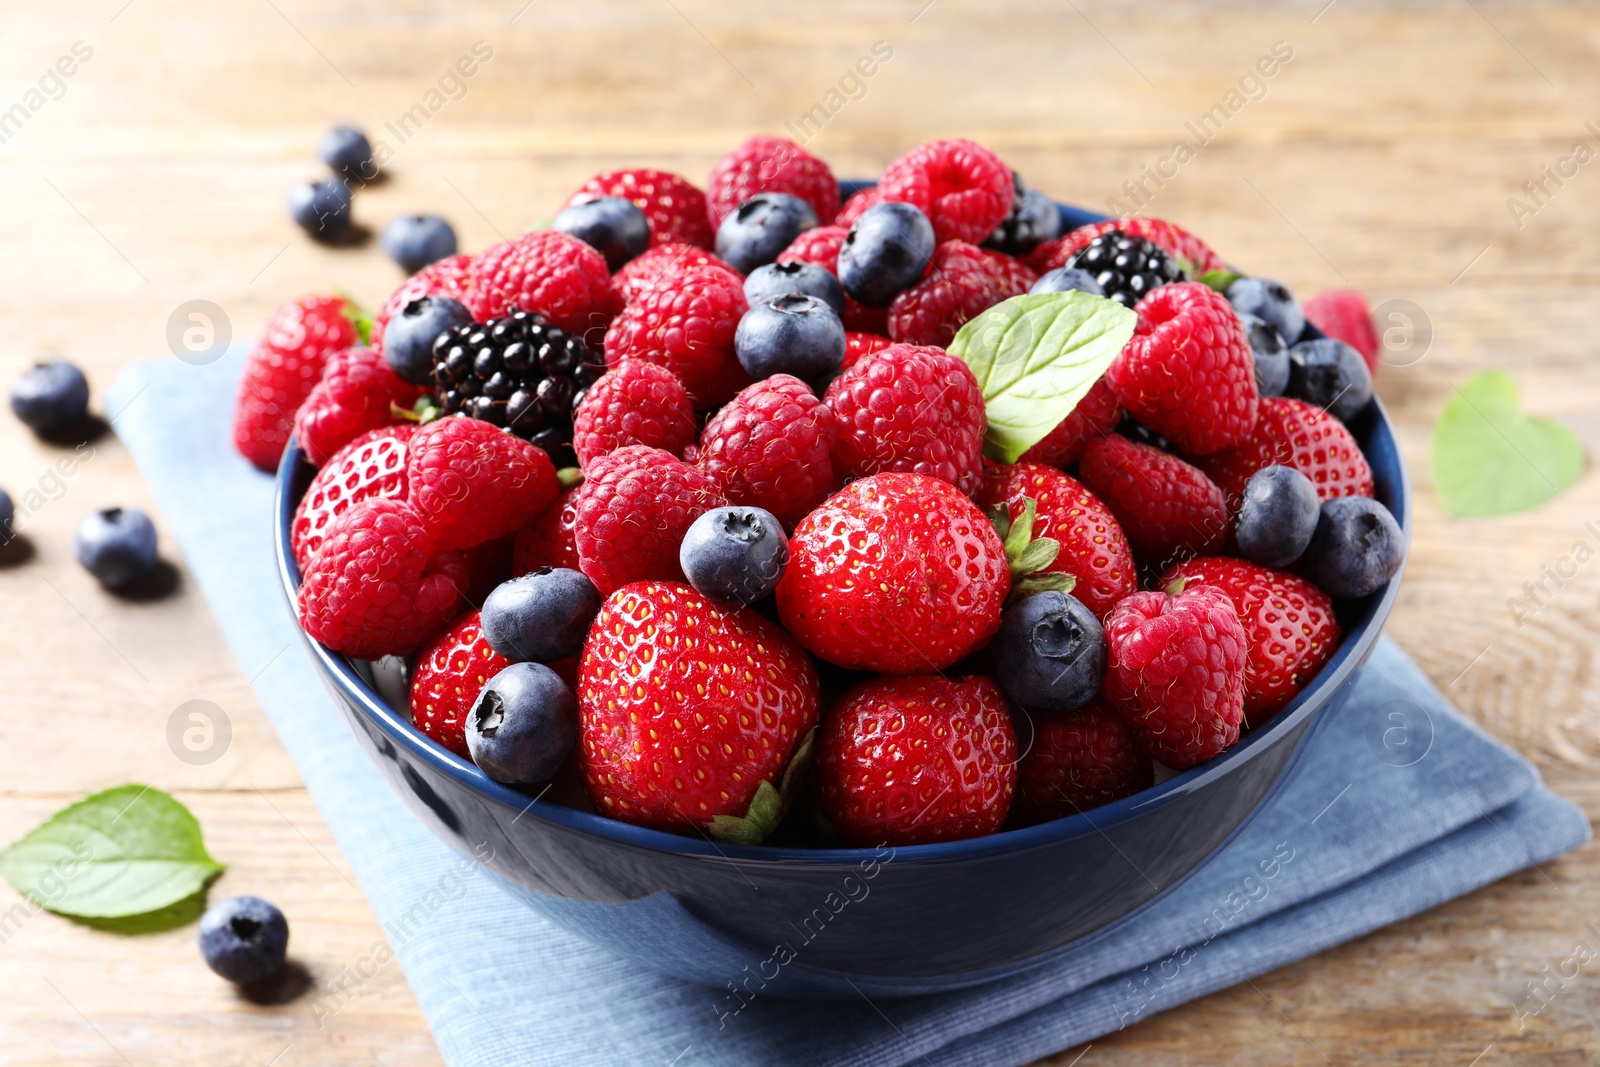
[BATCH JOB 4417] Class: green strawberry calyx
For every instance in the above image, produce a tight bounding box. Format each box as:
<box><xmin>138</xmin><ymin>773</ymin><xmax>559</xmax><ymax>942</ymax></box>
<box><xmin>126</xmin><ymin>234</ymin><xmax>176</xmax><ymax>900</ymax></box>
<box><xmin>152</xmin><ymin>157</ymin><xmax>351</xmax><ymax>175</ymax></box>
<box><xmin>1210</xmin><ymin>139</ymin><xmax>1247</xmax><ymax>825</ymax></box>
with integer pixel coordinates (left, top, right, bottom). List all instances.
<box><xmin>707</xmin><ymin>727</ymin><xmax>816</xmax><ymax>845</ymax></box>
<box><xmin>987</xmin><ymin>496</ymin><xmax>1078</xmax><ymax>604</ymax></box>
<box><xmin>337</xmin><ymin>293</ymin><xmax>376</xmax><ymax>346</ymax></box>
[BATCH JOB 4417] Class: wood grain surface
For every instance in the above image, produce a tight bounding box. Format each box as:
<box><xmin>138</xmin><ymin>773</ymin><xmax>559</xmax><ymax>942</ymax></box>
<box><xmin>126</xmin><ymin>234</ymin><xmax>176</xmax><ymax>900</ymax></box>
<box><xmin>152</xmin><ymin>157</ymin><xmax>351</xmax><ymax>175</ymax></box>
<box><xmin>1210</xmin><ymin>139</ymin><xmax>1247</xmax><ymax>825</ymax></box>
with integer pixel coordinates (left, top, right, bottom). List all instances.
<box><xmin>1</xmin><ymin>1</ymin><xmax>1598</xmax><ymax>1064</ymax></box>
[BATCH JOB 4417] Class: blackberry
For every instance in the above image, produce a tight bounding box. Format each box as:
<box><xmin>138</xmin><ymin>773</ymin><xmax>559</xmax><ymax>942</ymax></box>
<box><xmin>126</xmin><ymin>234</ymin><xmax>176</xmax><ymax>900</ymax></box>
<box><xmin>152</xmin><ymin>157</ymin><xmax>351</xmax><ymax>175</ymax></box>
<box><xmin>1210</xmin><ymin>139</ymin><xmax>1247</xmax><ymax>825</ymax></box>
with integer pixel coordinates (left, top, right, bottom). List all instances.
<box><xmin>982</xmin><ymin>172</ymin><xmax>1062</xmax><ymax>257</ymax></box>
<box><xmin>431</xmin><ymin>309</ymin><xmax>605</xmax><ymax>466</ymax></box>
<box><xmin>1064</xmin><ymin>230</ymin><xmax>1184</xmax><ymax>308</ymax></box>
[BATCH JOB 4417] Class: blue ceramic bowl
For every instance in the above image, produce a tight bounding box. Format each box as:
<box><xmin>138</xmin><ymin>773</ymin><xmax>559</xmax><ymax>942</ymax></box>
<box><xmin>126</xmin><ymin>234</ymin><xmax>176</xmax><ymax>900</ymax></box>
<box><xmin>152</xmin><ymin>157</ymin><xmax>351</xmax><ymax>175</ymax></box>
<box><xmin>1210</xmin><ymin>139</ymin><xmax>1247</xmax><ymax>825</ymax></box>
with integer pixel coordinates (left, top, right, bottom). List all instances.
<box><xmin>274</xmin><ymin>197</ymin><xmax>1409</xmax><ymax>1000</ymax></box>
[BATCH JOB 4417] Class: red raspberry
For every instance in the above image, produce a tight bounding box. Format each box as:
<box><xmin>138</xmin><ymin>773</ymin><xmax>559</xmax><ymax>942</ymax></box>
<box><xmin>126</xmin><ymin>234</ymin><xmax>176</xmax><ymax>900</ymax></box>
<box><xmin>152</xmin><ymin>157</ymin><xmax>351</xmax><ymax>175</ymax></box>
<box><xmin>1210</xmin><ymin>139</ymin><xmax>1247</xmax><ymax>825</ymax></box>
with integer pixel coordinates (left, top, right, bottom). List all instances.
<box><xmin>567</xmin><ymin>168</ymin><xmax>714</xmax><ymax>250</ymax></box>
<box><xmin>233</xmin><ymin>295</ymin><xmax>357</xmax><ymax>470</ymax></box>
<box><xmin>603</xmin><ymin>262</ymin><xmax>750</xmax><ymax>409</ymax></box>
<box><xmin>835</xmin><ymin>185</ymin><xmax>884</xmax><ymax>227</ymax></box>
<box><xmin>817</xmin><ymin>674</ymin><xmax>1016</xmax><ymax>846</ymax></box>
<box><xmin>878</xmin><ymin>138</ymin><xmax>1015</xmax><ymax>245</ymax></box>
<box><xmin>1012</xmin><ymin>698</ymin><xmax>1153</xmax><ymax>825</ymax></box>
<box><xmin>462</xmin><ymin>535</ymin><xmax>515</xmax><ymax>605</ymax></box>
<box><xmin>976</xmin><ymin>462</ymin><xmax>1137</xmax><ymax>619</ymax></box>
<box><xmin>297</xmin><ymin>498</ymin><xmax>469</xmax><ymax>659</ymax></box>
<box><xmin>1108</xmin><ymin>282</ymin><xmax>1259</xmax><ymax>456</ymax></box>
<box><xmin>1077</xmin><ymin>434</ymin><xmax>1229</xmax><ymax>569</ymax></box>
<box><xmin>823</xmin><ymin>342</ymin><xmax>986</xmax><ymax>495</ymax></box>
<box><xmin>1197</xmin><ymin>397</ymin><xmax>1375</xmax><ymax>504</ymax></box>
<box><xmin>614</xmin><ymin>243</ymin><xmax>739</xmax><ymax>303</ymax></box>
<box><xmin>572</xmin><ymin>361</ymin><xmax>697</xmax><ymax>468</ymax></box>
<box><xmin>293</xmin><ymin>346</ymin><xmax>424</xmax><ymax>466</ymax></box>
<box><xmin>1018</xmin><ymin>377</ymin><xmax>1122</xmax><ymax>468</ymax></box>
<box><xmin>777</xmin><ymin>225</ymin><xmax>893</xmax><ymax>336</ymax></box>
<box><xmin>291</xmin><ymin>424</ymin><xmax>414</xmax><ymax>570</ymax></box>
<box><xmin>1026</xmin><ymin>217</ymin><xmax>1228</xmax><ymax>277</ymax></box>
<box><xmin>841</xmin><ymin>331</ymin><xmax>893</xmax><ymax>371</ymax></box>
<box><xmin>406</xmin><ymin>417</ymin><xmax>559</xmax><ymax>552</ymax></box>
<box><xmin>887</xmin><ymin>241</ymin><xmax>1036</xmax><ymax>348</ymax></box>
<box><xmin>573</xmin><ymin>446</ymin><xmax>727</xmax><ymax>595</ymax></box>
<box><xmin>372</xmin><ymin>254</ymin><xmax>474</xmax><ymax>354</ymax></box>
<box><xmin>698</xmin><ymin>375</ymin><xmax>837</xmax><ymax>529</ymax></box>
<box><xmin>512</xmin><ymin>485</ymin><xmax>581</xmax><ymax>574</ymax></box>
<box><xmin>1163</xmin><ymin>556</ymin><xmax>1340</xmax><ymax>728</ymax></box>
<box><xmin>1303</xmin><ymin>289</ymin><xmax>1380</xmax><ymax>372</ymax></box>
<box><xmin>705</xmin><ymin>134</ymin><xmax>838</xmax><ymax>229</ymax></box>
<box><xmin>410</xmin><ymin>609</ymin><xmax>510</xmax><ymax>758</ymax></box>
<box><xmin>468</xmin><ymin>230</ymin><xmax>620</xmax><ymax>345</ymax></box>
<box><xmin>1102</xmin><ymin>585</ymin><xmax>1247</xmax><ymax>770</ymax></box>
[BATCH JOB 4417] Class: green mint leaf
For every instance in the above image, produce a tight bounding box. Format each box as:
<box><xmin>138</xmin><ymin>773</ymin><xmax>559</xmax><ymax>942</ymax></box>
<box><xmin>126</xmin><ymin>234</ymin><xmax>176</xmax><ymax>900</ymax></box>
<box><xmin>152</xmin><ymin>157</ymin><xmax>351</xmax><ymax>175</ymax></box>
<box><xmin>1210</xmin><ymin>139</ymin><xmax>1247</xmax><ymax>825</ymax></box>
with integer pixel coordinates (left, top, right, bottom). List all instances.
<box><xmin>948</xmin><ymin>292</ymin><xmax>1137</xmax><ymax>464</ymax></box>
<box><xmin>1432</xmin><ymin>370</ymin><xmax>1583</xmax><ymax>518</ymax></box>
<box><xmin>0</xmin><ymin>785</ymin><xmax>224</xmax><ymax>921</ymax></box>
<box><xmin>1199</xmin><ymin>269</ymin><xmax>1240</xmax><ymax>293</ymax></box>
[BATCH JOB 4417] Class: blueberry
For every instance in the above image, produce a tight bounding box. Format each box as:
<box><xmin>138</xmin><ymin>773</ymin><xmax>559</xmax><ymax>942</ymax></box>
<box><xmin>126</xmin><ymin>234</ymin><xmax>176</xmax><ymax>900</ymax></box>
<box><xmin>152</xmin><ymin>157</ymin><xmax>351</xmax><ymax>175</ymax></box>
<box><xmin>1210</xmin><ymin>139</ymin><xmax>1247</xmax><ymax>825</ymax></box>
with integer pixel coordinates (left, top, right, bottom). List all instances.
<box><xmin>1287</xmin><ymin>338</ymin><xmax>1374</xmax><ymax>423</ymax></box>
<box><xmin>288</xmin><ymin>178</ymin><xmax>352</xmax><ymax>240</ymax></box>
<box><xmin>991</xmin><ymin>591</ymin><xmax>1106</xmax><ymax>714</ymax></box>
<box><xmin>11</xmin><ymin>359</ymin><xmax>89</xmax><ymax>434</ymax></box>
<box><xmin>1235</xmin><ymin>465</ymin><xmax>1320</xmax><ymax>568</ymax></box>
<box><xmin>0</xmin><ymin>488</ymin><xmax>13</xmax><ymax>543</ymax></box>
<box><xmin>1236</xmin><ymin>311</ymin><xmax>1289</xmax><ymax>398</ymax></box>
<box><xmin>379</xmin><ymin>214</ymin><xmax>458</xmax><ymax>274</ymax></box>
<box><xmin>552</xmin><ymin>196</ymin><xmax>650</xmax><ymax>271</ymax></box>
<box><xmin>1226</xmin><ymin>277</ymin><xmax>1304</xmax><ymax>346</ymax></box>
<box><xmin>384</xmin><ymin>296</ymin><xmax>473</xmax><ymax>385</ymax></box>
<box><xmin>317</xmin><ymin>124</ymin><xmax>373</xmax><ymax>181</ymax></box>
<box><xmin>715</xmin><ymin>193</ymin><xmax>819</xmax><ymax>274</ymax></box>
<box><xmin>199</xmin><ymin>896</ymin><xmax>289</xmax><ymax>985</ymax></box>
<box><xmin>466</xmin><ymin>662</ymin><xmax>579</xmax><ymax>785</ymax></box>
<box><xmin>74</xmin><ymin>507</ymin><xmax>158</xmax><ymax>589</ymax></box>
<box><xmin>1030</xmin><ymin>267</ymin><xmax>1106</xmax><ymax>297</ymax></box>
<box><xmin>734</xmin><ymin>294</ymin><xmax>845</xmax><ymax>386</ymax></box>
<box><xmin>481</xmin><ymin>567</ymin><xmax>603</xmax><ymax>663</ymax></box>
<box><xmin>984</xmin><ymin>185</ymin><xmax>1063</xmax><ymax>257</ymax></box>
<box><xmin>837</xmin><ymin>202</ymin><xmax>936</xmax><ymax>308</ymax></box>
<box><xmin>679</xmin><ymin>506</ymin><xmax>789</xmax><ymax>606</ymax></box>
<box><xmin>1300</xmin><ymin>496</ymin><xmax>1405</xmax><ymax>599</ymax></box>
<box><xmin>743</xmin><ymin>261</ymin><xmax>846</xmax><ymax>318</ymax></box>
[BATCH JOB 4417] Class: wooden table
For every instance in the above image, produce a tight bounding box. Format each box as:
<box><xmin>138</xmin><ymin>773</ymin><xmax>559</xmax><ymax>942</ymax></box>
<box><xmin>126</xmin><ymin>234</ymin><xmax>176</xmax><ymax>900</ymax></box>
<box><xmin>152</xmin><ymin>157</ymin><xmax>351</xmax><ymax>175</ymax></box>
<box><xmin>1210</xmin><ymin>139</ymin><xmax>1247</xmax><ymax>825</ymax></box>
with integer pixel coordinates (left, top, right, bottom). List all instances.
<box><xmin>2</xmin><ymin>1</ymin><xmax>1597</xmax><ymax>1063</ymax></box>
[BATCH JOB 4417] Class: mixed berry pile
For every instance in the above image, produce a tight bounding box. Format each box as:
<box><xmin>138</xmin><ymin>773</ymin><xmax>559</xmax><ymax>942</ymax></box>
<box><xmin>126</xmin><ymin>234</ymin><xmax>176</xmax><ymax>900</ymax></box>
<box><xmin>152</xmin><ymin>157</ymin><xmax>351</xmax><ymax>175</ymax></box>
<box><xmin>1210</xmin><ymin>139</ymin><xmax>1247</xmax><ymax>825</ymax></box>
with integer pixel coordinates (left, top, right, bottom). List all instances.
<box><xmin>235</xmin><ymin>135</ymin><xmax>1403</xmax><ymax>849</ymax></box>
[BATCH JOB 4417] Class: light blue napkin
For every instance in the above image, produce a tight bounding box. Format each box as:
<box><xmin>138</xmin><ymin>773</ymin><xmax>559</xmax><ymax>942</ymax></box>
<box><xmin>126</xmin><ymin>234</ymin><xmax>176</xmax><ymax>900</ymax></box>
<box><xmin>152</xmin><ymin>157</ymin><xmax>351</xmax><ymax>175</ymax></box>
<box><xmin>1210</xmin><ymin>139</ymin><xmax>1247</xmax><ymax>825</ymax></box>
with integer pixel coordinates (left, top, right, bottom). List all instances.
<box><xmin>108</xmin><ymin>349</ymin><xmax>1588</xmax><ymax>1067</ymax></box>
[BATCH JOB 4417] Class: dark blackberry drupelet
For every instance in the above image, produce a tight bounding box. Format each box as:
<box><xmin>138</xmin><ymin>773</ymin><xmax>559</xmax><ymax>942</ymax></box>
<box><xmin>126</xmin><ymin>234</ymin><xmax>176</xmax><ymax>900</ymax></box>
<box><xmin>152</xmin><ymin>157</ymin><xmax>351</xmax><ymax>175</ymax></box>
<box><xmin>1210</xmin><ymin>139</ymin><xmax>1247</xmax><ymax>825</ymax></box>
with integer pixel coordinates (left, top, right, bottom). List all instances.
<box><xmin>982</xmin><ymin>172</ymin><xmax>1062</xmax><ymax>257</ymax></box>
<box><xmin>431</xmin><ymin>309</ymin><xmax>606</xmax><ymax>467</ymax></box>
<box><xmin>1064</xmin><ymin>230</ymin><xmax>1184</xmax><ymax>308</ymax></box>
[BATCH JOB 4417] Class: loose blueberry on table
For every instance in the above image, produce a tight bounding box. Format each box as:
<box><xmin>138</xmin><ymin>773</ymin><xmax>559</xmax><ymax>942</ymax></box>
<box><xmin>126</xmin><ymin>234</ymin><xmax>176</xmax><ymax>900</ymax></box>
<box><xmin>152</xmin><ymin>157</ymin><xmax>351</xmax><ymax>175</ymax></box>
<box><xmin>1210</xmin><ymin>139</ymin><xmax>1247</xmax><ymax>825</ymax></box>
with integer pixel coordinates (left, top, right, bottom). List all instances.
<box><xmin>199</xmin><ymin>896</ymin><xmax>289</xmax><ymax>985</ymax></box>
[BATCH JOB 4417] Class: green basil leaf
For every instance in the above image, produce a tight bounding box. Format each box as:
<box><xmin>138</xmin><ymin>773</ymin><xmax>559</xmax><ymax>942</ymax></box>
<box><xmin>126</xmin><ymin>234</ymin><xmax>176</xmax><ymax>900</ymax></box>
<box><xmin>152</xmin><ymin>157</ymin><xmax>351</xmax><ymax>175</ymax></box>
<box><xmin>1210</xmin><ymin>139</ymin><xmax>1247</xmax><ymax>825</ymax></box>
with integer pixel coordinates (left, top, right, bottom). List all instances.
<box><xmin>1432</xmin><ymin>370</ymin><xmax>1583</xmax><ymax>517</ymax></box>
<box><xmin>948</xmin><ymin>292</ymin><xmax>1137</xmax><ymax>464</ymax></box>
<box><xmin>0</xmin><ymin>784</ymin><xmax>224</xmax><ymax>920</ymax></box>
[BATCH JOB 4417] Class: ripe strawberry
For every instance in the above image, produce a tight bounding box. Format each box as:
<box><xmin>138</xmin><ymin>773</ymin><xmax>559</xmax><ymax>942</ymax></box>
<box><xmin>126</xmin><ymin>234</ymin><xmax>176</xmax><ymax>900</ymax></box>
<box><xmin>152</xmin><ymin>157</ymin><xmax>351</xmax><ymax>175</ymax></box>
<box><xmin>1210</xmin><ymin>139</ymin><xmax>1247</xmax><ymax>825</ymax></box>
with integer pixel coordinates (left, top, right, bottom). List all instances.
<box><xmin>233</xmin><ymin>295</ymin><xmax>358</xmax><ymax>470</ymax></box>
<box><xmin>614</xmin><ymin>243</ymin><xmax>739</xmax><ymax>303</ymax></box>
<box><xmin>603</xmin><ymin>262</ymin><xmax>750</xmax><ymax>409</ymax></box>
<box><xmin>1077</xmin><ymin>434</ymin><xmax>1229</xmax><ymax>568</ymax></box>
<box><xmin>468</xmin><ymin>230</ymin><xmax>621</xmax><ymax>345</ymax></box>
<box><xmin>776</xmin><ymin>472</ymin><xmax>1008</xmax><ymax>673</ymax></box>
<box><xmin>406</xmin><ymin>416</ymin><xmax>558</xmax><ymax>552</ymax></box>
<box><xmin>841</xmin><ymin>331</ymin><xmax>893</xmax><ymax>371</ymax></box>
<box><xmin>372</xmin><ymin>254</ymin><xmax>474</xmax><ymax>354</ymax></box>
<box><xmin>1107</xmin><ymin>282</ymin><xmax>1258</xmax><ymax>456</ymax></box>
<box><xmin>823</xmin><ymin>342</ymin><xmax>987</xmax><ymax>495</ymax></box>
<box><xmin>1101</xmin><ymin>584</ymin><xmax>1247</xmax><ymax>770</ymax></box>
<box><xmin>835</xmin><ymin>185</ymin><xmax>884</xmax><ymax>227</ymax></box>
<box><xmin>410</xmin><ymin>609</ymin><xmax>511</xmax><ymax>758</ymax></box>
<box><xmin>512</xmin><ymin>485</ymin><xmax>581</xmax><ymax>574</ymax></box>
<box><xmin>573</xmin><ymin>446</ymin><xmax>727</xmax><ymax>595</ymax></box>
<box><xmin>776</xmin><ymin>224</ymin><xmax>893</xmax><ymax>336</ymax></box>
<box><xmin>817</xmin><ymin>674</ymin><xmax>1016</xmax><ymax>846</ymax></box>
<box><xmin>1197</xmin><ymin>397</ymin><xmax>1375</xmax><ymax>504</ymax></box>
<box><xmin>293</xmin><ymin>346</ymin><xmax>424</xmax><ymax>466</ymax></box>
<box><xmin>578</xmin><ymin>581</ymin><xmax>820</xmax><ymax>839</ymax></box>
<box><xmin>877</xmin><ymin>139</ymin><xmax>1015</xmax><ymax>245</ymax></box>
<box><xmin>1018</xmin><ymin>377</ymin><xmax>1121</xmax><ymax>468</ymax></box>
<box><xmin>571</xmin><ymin>361</ymin><xmax>697</xmax><ymax>468</ymax></box>
<box><xmin>697</xmin><ymin>374</ymin><xmax>837</xmax><ymax>530</ymax></box>
<box><xmin>1026</xmin><ymin>217</ymin><xmax>1228</xmax><ymax>277</ymax></box>
<box><xmin>1303</xmin><ymin>289</ymin><xmax>1380</xmax><ymax>372</ymax></box>
<box><xmin>887</xmin><ymin>241</ymin><xmax>1036</xmax><ymax>348</ymax></box>
<box><xmin>1163</xmin><ymin>556</ymin><xmax>1340</xmax><ymax>728</ymax></box>
<box><xmin>1012</xmin><ymin>698</ymin><xmax>1153</xmax><ymax>825</ymax></box>
<box><xmin>568</xmin><ymin>168</ymin><xmax>715</xmax><ymax>250</ymax></box>
<box><xmin>976</xmin><ymin>462</ymin><xmax>1136</xmax><ymax>619</ymax></box>
<box><xmin>297</xmin><ymin>498</ymin><xmax>469</xmax><ymax>659</ymax></box>
<box><xmin>291</xmin><ymin>424</ymin><xmax>414</xmax><ymax>570</ymax></box>
<box><xmin>706</xmin><ymin>134</ymin><xmax>839</xmax><ymax>229</ymax></box>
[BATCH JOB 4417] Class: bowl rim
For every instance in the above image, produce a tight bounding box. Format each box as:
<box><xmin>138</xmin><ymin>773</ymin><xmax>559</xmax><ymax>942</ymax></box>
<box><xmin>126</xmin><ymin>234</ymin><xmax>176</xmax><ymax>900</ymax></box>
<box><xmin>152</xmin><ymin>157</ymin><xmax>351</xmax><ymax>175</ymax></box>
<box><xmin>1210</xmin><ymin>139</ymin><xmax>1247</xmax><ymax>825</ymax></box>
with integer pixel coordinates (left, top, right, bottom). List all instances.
<box><xmin>274</xmin><ymin>204</ymin><xmax>1412</xmax><ymax>868</ymax></box>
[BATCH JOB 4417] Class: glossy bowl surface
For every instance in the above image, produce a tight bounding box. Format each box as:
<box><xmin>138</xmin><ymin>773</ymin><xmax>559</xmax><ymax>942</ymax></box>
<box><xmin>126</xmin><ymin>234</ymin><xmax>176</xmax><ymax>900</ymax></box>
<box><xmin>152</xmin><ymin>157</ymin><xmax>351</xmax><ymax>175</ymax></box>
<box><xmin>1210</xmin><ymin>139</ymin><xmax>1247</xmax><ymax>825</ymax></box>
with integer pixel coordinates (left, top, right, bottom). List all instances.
<box><xmin>274</xmin><ymin>197</ymin><xmax>1410</xmax><ymax>999</ymax></box>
